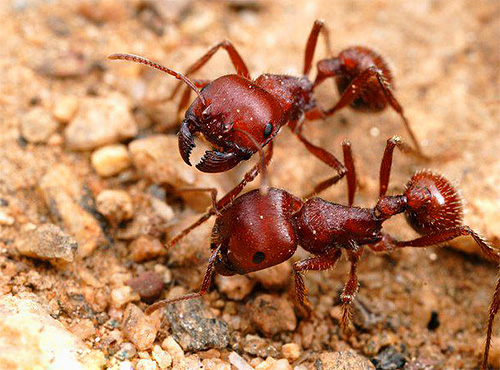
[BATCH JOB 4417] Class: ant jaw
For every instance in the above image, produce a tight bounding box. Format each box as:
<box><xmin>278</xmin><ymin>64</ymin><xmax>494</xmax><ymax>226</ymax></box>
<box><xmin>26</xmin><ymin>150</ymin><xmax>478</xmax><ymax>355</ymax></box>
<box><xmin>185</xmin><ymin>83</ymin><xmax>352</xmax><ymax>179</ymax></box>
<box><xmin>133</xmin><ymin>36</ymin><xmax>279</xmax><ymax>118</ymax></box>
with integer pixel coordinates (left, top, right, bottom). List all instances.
<box><xmin>196</xmin><ymin>150</ymin><xmax>241</xmax><ymax>173</ymax></box>
<box><xmin>178</xmin><ymin>121</ymin><xmax>196</xmax><ymax>166</ymax></box>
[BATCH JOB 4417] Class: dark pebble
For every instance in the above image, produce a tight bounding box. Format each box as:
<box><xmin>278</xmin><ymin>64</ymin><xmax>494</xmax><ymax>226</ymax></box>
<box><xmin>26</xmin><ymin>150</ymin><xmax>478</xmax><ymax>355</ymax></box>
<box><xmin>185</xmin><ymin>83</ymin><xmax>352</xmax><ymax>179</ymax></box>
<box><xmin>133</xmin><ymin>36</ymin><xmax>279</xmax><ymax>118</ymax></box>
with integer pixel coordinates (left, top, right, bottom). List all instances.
<box><xmin>371</xmin><ymin>346</ymin><xmax>406</xmax><ymax>370</ymax></box>
<box><xmin>126</xmin><ymin>271</ymin><xmax>165</xmax><ymax>304</ymax></box>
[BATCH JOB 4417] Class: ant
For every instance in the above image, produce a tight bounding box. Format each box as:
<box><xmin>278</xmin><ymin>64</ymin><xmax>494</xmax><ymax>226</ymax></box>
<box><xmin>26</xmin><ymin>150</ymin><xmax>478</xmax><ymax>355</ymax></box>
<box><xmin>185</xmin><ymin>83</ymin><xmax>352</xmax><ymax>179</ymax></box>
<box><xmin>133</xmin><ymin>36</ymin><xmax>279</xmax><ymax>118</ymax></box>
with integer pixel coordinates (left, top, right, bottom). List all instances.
<box><xmin>109</xmin><ymin>20</ymin><xmax>352</xmax><ymax>190</ymax></box>
<box><xmin>143</xmin><ymin>136</ymin><xmax>499</xmax><ymax>369</ymax></box>
<box><xmin>314</xmin><ymin>46</ymin><xmax>424</xmax><ymax>155</ymax></box>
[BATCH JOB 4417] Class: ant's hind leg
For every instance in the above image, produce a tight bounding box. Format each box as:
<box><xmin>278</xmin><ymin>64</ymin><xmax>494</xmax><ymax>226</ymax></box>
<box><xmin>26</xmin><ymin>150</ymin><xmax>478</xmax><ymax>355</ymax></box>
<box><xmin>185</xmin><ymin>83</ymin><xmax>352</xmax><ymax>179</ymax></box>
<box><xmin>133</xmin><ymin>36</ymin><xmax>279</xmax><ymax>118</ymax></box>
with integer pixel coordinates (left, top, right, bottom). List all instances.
<box><xmin>145</xmin><ymin>245</ymin><xmax>221</xmax><ymax>315</ymax></box>
<box><xmin>482</xmin><ymin>275</ymin><xmax>500</xmax><ymax>370</ymax></box>
<box><xmin>303</xmin><ymin>19</ymin><xmax>332</xmax><ymax>76</ymax></box>
<box><xmin>293</xmin><ymin>249</ymin><xmax>342</xmax><ymax>318</ymax></box>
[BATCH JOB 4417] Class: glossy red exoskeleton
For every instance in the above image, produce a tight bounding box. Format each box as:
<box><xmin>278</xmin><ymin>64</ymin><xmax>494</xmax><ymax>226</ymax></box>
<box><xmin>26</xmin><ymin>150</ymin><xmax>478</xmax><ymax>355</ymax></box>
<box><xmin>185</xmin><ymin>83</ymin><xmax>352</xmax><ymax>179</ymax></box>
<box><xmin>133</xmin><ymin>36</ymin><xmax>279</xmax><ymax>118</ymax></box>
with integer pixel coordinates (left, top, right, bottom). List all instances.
<box><xmin>315</xmin><ymin>46</ymin><xmax>424</xmax><ymax>155</ymax></box>
<box><xmin>109</xmin><ymin>20</ymin><xmax>347</xmax><ymax>180</ymax></box>
<box><xmin>145</xmin><ymin>136</ymin><xmax>498</xmax><ymax>369</ymax></box>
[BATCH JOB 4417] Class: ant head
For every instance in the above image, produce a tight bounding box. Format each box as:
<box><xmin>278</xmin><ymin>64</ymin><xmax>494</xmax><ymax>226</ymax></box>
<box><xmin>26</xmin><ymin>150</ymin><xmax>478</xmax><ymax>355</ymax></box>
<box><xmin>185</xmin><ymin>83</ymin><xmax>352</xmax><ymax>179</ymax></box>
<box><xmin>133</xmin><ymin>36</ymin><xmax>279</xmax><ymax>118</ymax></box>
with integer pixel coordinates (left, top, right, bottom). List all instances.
<box><xmin>404</xmin><ymin>171</ymin><xmax>463</xmax><ymax>235</ymax></box>
<box><xmin>210</xmin><ymin>189</ymin><xmax>301</xmax><ymax>275</ymax></box>
<box><xmin>179</xmin><ymin>75</ymin><xmax>285</xmax><ymax>173</ymax></box>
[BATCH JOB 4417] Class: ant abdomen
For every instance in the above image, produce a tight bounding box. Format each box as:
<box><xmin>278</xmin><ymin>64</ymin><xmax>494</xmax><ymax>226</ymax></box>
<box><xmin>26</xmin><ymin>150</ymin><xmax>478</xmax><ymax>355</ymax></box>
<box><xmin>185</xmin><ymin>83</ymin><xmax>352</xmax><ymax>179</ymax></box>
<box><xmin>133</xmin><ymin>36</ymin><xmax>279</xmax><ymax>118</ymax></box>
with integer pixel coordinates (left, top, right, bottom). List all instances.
<box><xmin>404</xmin><ymin>171</ymin><xmax>463</xmax><ymax>235</ymax></box>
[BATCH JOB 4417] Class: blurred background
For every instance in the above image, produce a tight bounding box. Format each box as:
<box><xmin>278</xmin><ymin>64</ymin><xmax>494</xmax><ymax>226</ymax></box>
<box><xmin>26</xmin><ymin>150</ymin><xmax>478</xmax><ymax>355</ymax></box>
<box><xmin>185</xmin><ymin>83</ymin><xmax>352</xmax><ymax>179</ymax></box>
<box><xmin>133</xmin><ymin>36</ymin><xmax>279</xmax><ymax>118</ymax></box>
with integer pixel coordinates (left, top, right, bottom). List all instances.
<box><xmin>0</xmin><ymin>1</ymin><xmax>499</xmax><ymax>369</ymax></box>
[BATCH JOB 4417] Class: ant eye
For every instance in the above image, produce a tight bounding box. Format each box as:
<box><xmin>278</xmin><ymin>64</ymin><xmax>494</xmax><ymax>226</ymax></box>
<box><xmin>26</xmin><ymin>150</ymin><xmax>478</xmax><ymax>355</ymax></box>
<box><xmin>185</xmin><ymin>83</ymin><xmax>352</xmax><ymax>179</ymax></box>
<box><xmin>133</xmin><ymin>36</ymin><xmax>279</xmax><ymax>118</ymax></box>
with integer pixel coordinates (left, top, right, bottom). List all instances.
<box><xmin>252</xmin><ymin>251</ymin><xmax>265</xmax><ymax>264</ymax></box>
<box><xmin>263</xmin><ymin>122</ymin><xmax>273</xmax><ymax>139</ymax></box>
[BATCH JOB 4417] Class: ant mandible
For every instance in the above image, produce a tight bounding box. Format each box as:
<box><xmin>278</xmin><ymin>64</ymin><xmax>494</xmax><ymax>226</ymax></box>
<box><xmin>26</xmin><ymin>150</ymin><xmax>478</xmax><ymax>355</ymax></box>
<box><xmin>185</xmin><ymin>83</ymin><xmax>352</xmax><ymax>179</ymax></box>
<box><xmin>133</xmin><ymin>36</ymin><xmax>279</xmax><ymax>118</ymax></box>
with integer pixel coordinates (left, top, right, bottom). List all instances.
<box><xmin>108</xmin><ymin>20</ymin><xmax>348</xmax><ymax>182</ymax></box>
<box><xmin>314</xmin><ymin>46</ymin><xmax>424</xmax><ymax>155</ymax></box>
<box><xmin>144</xmin><ymin>136</ymin><xmax>499</xmax><ymax>369</ymax></box>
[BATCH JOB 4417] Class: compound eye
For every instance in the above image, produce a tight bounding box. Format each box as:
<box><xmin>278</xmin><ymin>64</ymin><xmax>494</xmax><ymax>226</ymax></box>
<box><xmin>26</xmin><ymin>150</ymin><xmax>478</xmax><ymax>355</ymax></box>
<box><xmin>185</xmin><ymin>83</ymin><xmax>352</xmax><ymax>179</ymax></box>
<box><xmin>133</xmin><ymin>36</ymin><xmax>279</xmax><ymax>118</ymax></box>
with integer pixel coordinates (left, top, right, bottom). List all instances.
<box><xmin>252</xmin><ymin>251</ymin><xmax>265</xmax><ymax>264</ymax></box>
<box><xmin>263</xmin><ymin>122</ymin><xmax>273</xmax><ymax>139</ymax></box>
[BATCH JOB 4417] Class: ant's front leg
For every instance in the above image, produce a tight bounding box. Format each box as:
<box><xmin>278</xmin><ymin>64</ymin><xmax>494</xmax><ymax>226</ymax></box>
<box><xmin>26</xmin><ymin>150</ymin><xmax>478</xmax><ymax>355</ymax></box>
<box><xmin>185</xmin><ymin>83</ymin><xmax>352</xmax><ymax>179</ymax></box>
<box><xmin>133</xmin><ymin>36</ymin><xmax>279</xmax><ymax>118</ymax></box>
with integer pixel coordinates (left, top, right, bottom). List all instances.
<box><xmin>292</xmin><ymin>249</ymin><xmax>342</xmax><ymax>318</ymax></box>
<box><xmin>340</xmin><ymin>247</ymin><xmax>362</xmax><ymax>334</ymax></box>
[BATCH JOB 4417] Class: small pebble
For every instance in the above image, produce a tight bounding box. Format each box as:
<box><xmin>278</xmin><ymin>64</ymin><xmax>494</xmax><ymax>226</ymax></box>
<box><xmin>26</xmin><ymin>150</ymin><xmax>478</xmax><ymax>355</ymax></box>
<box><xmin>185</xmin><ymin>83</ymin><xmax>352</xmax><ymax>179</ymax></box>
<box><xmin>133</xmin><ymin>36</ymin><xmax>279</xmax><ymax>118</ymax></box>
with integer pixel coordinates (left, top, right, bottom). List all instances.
<box><xmin>248</xmin><ymin>294</ymin><xmax>296</xmax><ymax>337</ymax></box>
<box><xmin>122</xmin><ymin>303</ymin><xmax>158</xmax><ymax>351</ymax></box>
<box><xmin>161</xmin><ymin>336</ymin><xmax>184</xmax><ymax>365</ymax></box>
<box><xmin>92</xmin><ymin>144</ymin><xmax>132</xmax><ymax>177</ymax></box>
<box><xmin>315</xmin><ymin>350</ymin><xmax>375</xmax><ymax>370</ymax></box>
<box><xmin>249</xmin><ymin>262</ymin><xmax>291</xmax><ymax>290</ymax></box>
<box><xmin>126</xmin><ymin>271</ymin><xmax>165</xmax><ymax>304</ymax></box>
<box><xmin>152</xmin><ymin>344</ymin><xmax>172</xmax><ymax>369</ymax></box>
<box><xmin>215</xmin><ymin>274</ymin><xmax>255</xmax><ymax>300</ymax></box>
<box><xmin>164</xmin><ymin>299</ymin><xmax>229</xmax><ymax>351</ymax></box>
<box><xmin>16</xmin><ymin>224</ymin><xmax>78</xmax><ymax>265</ymax></box>
<box><xmin>115</xmin><ymin>342</ymin><xmax>137</xmax><ymax>361</ymax></box>
<box><xmin>150</xmin><ymin>197</ymin><xmax>174</xmax><ymax>223</ymax></box>
<box><xmin>21</xmin><ymin>107</ymin><xmax>58</xmax><ymax>144</ymax></box>
<box><xmin>37</xmin><ymin>50</ymin><xmax>90</xmax><ymax>78</ymax></box>
<box><xmin>0</xmin><ymin>210</ymin><xmax>14</xmax><ymax>225</ymax></box>
<box><xmin>371</xmin><ymin>346</ymin><xmax>406</xmax><ymax>370</ymax></box>
<box><xmin>229</xmin><ymin>352</ymin><xmax>253</xmax><ymax>370</ymax></box>
<box><xmin>53</xmin><ymin>96</ymin><xmax>79</xmax><ymax>124</ymax></box>
<box><xmin>111</xmin><ymin>286</ymin><xmax>140</xmax><ymax>307</ymax></box>
<box><xmin>282</xmin><ymin>343</ymin><xmax>300</xmax><ymax>362</ymax></box>
<box><xmin>255</xmin><ymin>357</ymin><xmax>292</xmax><ymax>370</ymax></box>
<box><xmin>96</xmin><ymin>189</ymin><xmax>134</xmax><ymax>224</ymax></box>
<box><xmin>129</xmin><ymin>235</ymin><xmax>166</xmax><ymax>262</ymax></box>
<box><xmin>136</xmin><ymin>359</ymin><xmax>158</xmax><ymax>370</ymax></box>
<box><xmin>65</xmin><ymin>93</ymin><xmax>137</xmax><ymax>150</ymax></box>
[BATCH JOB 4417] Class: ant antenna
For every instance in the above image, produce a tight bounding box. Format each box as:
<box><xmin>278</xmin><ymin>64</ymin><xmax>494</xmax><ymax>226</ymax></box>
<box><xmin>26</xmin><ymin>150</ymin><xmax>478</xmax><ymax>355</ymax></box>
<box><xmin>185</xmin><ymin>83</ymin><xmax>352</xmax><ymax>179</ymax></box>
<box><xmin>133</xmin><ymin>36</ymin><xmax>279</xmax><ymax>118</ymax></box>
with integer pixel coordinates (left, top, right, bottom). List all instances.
<box><xmin>108</xmin><ymin>53</ymin><xmax>207</xmax><ymax>106</ymax></box>
<box><xmin>233</xmin><ymin>129</ymin><xmax>269</xmax><ymax>195</ymax></box>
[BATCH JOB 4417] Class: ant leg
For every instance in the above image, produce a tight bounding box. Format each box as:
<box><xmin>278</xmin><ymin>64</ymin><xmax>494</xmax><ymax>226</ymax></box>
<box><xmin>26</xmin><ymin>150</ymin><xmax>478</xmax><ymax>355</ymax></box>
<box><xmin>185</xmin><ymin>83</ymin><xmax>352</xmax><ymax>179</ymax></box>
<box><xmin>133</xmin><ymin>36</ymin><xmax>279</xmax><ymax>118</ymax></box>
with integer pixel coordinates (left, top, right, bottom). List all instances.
<box><xmin>293</xmin><ymin>128</ymin><xmax>347</xmax><ymax>195</ymax></box>
<box><xmin>167</xmin><ymin>142</ymin><xmax>274</xmax><ymax>248</ymax></box>
<box><xmin>343</xmin><ymin>140</ymin><xmax>356</xmax><ymax>206</ymax></box>
<box><xmin>170</xmin><ymin>40</ymin><xmax>251</xmax><ymax>100</ymax></box>
<box><xmin>293</xmin><ymin>249</ymin><xmax>342</xmax><ymax>317</ymax></box>
<box><xmin>482</xmin><ymin>275</ymin><xmax>500</xmax><ymax>370</ymax></box>
<box><xmin>323</xmin><ymin>66</ymin><xmax>424</xmax><ymax>156</ymax></box>
<box><xmin>303</xmin><ymin>140</ymin><xmax>353</xmax><ymax>199</ymax></box>
<box><xmin>145</xmin><ymin>245</ymin><xmax>221</xmax><ymax>315</ymax></box>
<box><xmin>393</xmin><ymin>226</ymin><xmax>500</xmax><ymax>263</ymax></box>
<box><xmin>303</xmin><ymin>20</ymin><xmax>332</xmax><ymax>76</ymax></box>
<box><xmin>340</xmin><ymin>248</ymin><xmax>362</xmax><ymax>334</ymax></box>
<box><xmin>378</xmin><ymin>136</ymin><xmax>416</xmax><ymax>197</ymax></box>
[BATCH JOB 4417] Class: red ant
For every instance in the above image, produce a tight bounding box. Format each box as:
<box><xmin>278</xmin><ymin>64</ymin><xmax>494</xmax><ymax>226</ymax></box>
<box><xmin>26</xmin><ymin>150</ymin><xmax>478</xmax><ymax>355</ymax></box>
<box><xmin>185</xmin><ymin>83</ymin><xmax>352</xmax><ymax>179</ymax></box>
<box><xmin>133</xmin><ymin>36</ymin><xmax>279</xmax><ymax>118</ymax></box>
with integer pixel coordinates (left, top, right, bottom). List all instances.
<box><xmin>143</xmin><ymin>136</ymin><xmax>499</xmax><ymax>369</ymax></box>
<box><xmin>108</xmin><ymin>20</ymin><xmax>353</xmax><ymax>189</ymax></box>
<box><xmin>314</xmin><ymin>46</ymin><xmax>423</xmax><ymax>155</ymax></box>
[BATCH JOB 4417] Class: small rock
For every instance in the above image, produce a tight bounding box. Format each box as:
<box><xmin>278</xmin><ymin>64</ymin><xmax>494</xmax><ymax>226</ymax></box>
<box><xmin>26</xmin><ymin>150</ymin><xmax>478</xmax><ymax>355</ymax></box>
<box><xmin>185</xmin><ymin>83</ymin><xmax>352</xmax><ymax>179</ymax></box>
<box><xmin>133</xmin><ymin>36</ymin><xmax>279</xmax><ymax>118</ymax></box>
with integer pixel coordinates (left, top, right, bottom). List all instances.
<box><xmin>96</xmin><ymin>189</ymin><xmax>134</xmax><ymax>224</ymax></box>
<box><xmin>281</xmin><ymin>343</ymin><xmax>300</xmax><ymax>362</ymax></box>
<box><xmin>249</xmin><ymin>262</ymin><xmax>291</xmax><ymax>290</ymax></box>
<box><xmin>370</xmin><ymin>346</ymin><xmax>406</xmax><ymax>370</ymax></box>
<box><xmin>248</xmin><ymin>294</ymin><xmax>296</xmax><ymax>337</ymax></box>
<box><xmin>79</xmin><ymin>0</ymin><xmax>129</xmax><ymax>23</ymax></box>
<box><xmin>152</xmin><ymin>344</ymin><xmax>172</xmax><ymax>369</ymax></box>
<box><xmin>126</xmin><ymin>271</ymin><xmax>165</xmax><ymax>304</ymax></box>
<box><xmin>242</xmin><ymin>335</ymin><xmax>280</xmax><ymax>358</ymax></box>
<box><xmin>69</xmin><ymin>318</ymin><xmax>95</xmax><ymax>340</ymax></box>
<box><xmin>256</xmin><ymin>358</ymin><xmax>292</xmax><ymax>370</ymax></box>
<box><xmin>150</xmin><ymin>196</ymin><xmax>174</xmax><ymax>223</ymax></box>
<box><xmin>53</xmin><ymin>96</ymin><xmax>79</xmax><ymax>124</ymax></box>
<box><xmin>39</xmin><ymin>165</ymin><xmax>105</xmax><ymax>257</ymax></box>
<box><xmin>0</xmin><ymin>295</ymin><xmax>95</xmax><ymax>369</ymax></box>
<box><xmin>173</xmin><ymin>355</ymin><xmax>204</xmax><ymax>370</ymax></box>
<box><xmin>37</xmin><ymin>50</ymin><xmax>90</xmax><ymax>78</ymax></box>
<box><xmin>215</xmin><ymin>275</ymin><xmax>255</xmax><ymax>300</ymax></box>
<box><xmin>0</xmin><ymin>210</ymin><xmax>15</xmax><ymax>225</ymax></box>
<box><xmin>91</xmin><ymin>144</ymin><xmax>132</xmax><ymax>177</ymax></box>
<box><xmin>17</xmin><ymin>223</ymin><xmax>78</xmax><ymax>265</ymax></box>
<box><xmin>111</xmin><ymin>286</ymin><xmax>140</xmax><ymax>307</ymax></box>
<box><xmin>65</xmin><ymin>93</ymin><xmax>137</xmax><ymax>150</ymax></box>
<box><xmin>115</xmin><ymin>342</ymin><xmax>137</xmax><ymax>360</ymax></box>
<box><xmin>315</xmin><ymin>351</ymin><xmax>375</xmax><ymax>370</ymax></box>
<box><xmin>136</xmin><ymin>359</ymin><xmax>158</xmax><ymax>370</ymax></box>
<box><xmin>229</xmin><ymin>351</ymin><xmax>253</xmax><ymax>370</ymax></box>
<box><xmin>161</xmin><ymin>336</ymin><xmax>184</xmax><ymax>365</ymax></box>
<box><xmin>21</xmin><ymin>107</ymin><xmax>59</xmax><ymax>143</ymax></box>
<box><xmin>122</xmin><ymin>303</ymin><xmax>158</xmax><ymax>351</ymax></box>
<box><xmin>129</xmin><ymin>235</ymin><xmax>166</xmax><ymax>262</ymax></box>
<box><xmin>164</xmin><ymin>298</ymin><xmax>229</xmax><ymax>351</ymax></box>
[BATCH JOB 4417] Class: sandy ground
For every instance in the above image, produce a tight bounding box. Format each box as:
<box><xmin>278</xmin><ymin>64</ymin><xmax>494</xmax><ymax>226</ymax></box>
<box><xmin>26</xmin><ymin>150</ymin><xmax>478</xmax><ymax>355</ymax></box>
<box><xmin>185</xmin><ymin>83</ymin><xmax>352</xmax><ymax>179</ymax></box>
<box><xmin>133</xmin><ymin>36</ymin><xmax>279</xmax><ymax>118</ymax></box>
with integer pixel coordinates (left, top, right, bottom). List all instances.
<box><xmin>0</xmin><ymin>0</ymin><xmax>499</xmax><ymax>369</ymax></box>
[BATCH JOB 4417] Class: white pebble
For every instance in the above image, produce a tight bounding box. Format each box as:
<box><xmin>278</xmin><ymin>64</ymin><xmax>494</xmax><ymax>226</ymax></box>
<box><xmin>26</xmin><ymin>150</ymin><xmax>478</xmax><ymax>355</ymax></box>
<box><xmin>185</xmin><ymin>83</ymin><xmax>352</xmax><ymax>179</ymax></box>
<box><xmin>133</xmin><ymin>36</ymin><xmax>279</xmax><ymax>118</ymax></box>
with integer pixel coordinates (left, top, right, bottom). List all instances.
<box><xmin>91</xmin><ymin>144</ymin><xmax>131</xmax><ymax>177</ymax></box>
<box><xmin>228</xmin><ymin>352</ymin><xmax>253</xmax><ymax>370</ymax></box>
